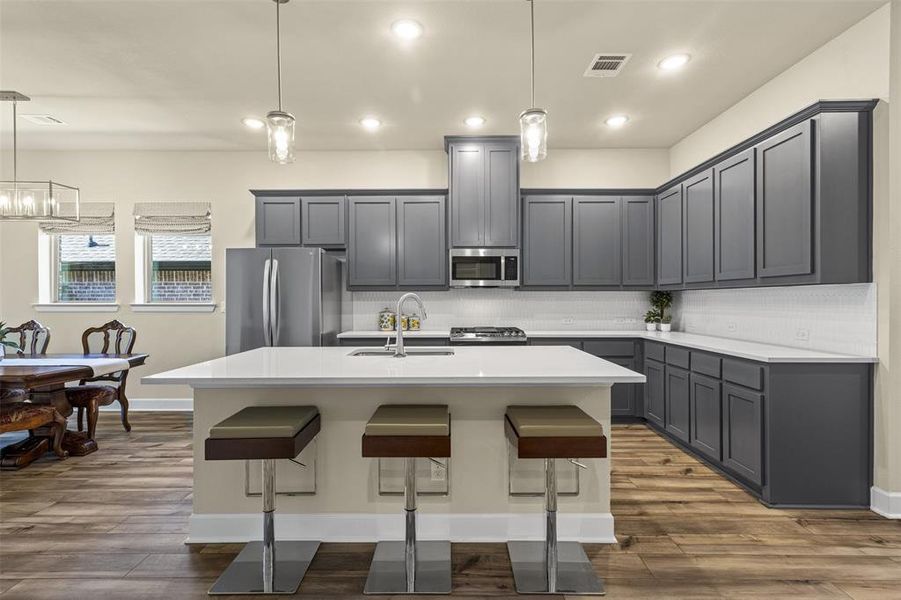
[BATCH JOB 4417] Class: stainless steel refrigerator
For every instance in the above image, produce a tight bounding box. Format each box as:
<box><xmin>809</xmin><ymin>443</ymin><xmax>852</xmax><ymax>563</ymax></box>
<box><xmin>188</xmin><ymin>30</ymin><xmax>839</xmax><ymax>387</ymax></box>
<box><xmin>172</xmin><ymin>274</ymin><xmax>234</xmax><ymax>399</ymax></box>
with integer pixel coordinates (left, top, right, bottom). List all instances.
<box><xmin>225</xmin><ymin>247</ymin><xmax>347</xmax><ymax>355</ymax></box>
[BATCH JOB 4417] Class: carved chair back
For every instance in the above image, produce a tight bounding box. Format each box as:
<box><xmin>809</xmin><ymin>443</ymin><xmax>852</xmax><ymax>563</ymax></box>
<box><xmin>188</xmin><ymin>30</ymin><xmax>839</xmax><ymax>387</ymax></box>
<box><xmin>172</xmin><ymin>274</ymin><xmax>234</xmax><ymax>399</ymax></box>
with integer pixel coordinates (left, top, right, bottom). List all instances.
<box><xmin>81</xmin><ymin>320</ymin><xmax>137</xmax><ymax>384</ymax></box>
<box><xmin>4</xmin><ymin>320</ymin><xmax>51</xmax><ymax>355</ymax></box>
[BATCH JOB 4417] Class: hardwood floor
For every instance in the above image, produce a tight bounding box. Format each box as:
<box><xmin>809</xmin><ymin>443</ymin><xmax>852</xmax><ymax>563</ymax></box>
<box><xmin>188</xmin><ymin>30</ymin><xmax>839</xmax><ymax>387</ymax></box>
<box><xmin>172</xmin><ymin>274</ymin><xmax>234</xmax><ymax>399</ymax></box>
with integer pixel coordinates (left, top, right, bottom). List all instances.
<box><xmin>1</xmin><ymin>413</ymin><xmax>900</xmax><ymax>598</ymax></box>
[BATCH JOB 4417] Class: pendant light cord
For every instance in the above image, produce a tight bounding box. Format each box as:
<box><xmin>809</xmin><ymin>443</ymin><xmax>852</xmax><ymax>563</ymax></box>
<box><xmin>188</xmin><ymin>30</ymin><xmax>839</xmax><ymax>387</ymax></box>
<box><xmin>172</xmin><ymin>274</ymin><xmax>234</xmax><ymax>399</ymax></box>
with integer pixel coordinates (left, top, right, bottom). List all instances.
<box><xmin>11</xmin><ymin>99</ymin><xmax>16</xmax><ymax>184</ymax></box>
<box><xmin>529</xmin><ymin>0</ymin><xmax>535</xmax><ymax>108</ymax></box>
<box><xmin>276</xmin><ymin>0</ymin><xmax>283</xmax><ymax>112</ymax></box>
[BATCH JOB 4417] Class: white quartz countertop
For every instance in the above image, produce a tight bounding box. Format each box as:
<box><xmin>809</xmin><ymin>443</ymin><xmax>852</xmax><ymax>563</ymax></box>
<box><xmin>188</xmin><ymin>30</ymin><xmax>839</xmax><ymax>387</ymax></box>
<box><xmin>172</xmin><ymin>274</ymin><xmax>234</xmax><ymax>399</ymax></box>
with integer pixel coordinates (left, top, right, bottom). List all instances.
<box><xmin>336</xmin><ymin>330</ymin><xmax>877</xmax><ymax>364</ymax></box>
<box><xmin>142</xmin><ymin>345</ymin><xmax>647</xmax><ymax>388</ymax></box>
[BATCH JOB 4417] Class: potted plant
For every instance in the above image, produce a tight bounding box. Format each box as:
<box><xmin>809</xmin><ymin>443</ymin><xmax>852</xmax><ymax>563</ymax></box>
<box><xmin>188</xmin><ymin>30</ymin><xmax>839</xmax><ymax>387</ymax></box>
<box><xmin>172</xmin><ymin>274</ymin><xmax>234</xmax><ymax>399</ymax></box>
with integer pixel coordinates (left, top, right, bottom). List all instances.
<box><xmin>0</xmin><ymin>322</ymin><xmax>20</xmax><ymax>361</ymax></box>
<box><xmin>649</xmin><ymin>291</ymin><xmax>674</xmax><ymax>332</ymax></box>
<box><xmin>643</xmin><ymin>309</ymin><xmax>660</xmax><ymax>332</ymax></box>
<box><xmin>659</xmin><ymin>314</ymin><xmax>673</xmax><ymax>333</ymax></box>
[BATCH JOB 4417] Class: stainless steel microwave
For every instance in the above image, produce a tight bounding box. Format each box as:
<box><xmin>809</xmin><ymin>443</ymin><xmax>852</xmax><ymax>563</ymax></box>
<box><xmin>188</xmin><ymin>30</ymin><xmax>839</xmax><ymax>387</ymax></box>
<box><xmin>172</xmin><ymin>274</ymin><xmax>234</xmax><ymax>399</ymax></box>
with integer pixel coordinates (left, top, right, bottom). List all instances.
<box><xmin>449</xmin><ymin>248</ymin><xmax>520</xmax><ymax>288</ymax></box>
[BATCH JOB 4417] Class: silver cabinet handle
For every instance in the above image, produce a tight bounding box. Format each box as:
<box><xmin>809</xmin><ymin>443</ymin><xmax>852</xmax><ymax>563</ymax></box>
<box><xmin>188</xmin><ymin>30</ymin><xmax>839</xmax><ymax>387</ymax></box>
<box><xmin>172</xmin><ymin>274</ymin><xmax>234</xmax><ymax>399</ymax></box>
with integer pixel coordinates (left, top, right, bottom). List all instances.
<box><xmin>270</xmin><ymin>259</ymin><xmax>280</xmax><ymax>346</ymax></box>
<box><xmin>262</xmin><ymin>259</ymin><xmax>272</xmax><ymax>346</ymax></box>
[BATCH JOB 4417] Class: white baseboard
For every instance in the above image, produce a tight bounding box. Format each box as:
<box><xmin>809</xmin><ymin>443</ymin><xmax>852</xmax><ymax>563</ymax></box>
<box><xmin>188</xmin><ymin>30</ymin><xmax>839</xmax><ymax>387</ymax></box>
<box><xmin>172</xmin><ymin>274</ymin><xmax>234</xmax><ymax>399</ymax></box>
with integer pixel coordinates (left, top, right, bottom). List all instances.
<box><xmin>187</xmin><ymin>512</ymin><xmax>616</xmax><ymax>544</ymax></box>
<box><xmin>98</xmin><ymin>397</ymin><xmax>193</xmax><ymax>412</ymax></box>
<box><xmin>871</xmin><ymin>486</ymin><xmax>901</xmax><ymax>519</ymax></box>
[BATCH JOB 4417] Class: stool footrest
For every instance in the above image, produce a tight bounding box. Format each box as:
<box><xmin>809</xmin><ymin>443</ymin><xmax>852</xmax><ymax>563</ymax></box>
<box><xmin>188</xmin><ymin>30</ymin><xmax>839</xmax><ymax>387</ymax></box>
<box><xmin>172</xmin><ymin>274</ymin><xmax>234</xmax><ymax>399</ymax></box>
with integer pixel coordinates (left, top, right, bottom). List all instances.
<box><xmin>209</xmin><ymin>540</ymin><xmax>320</xmax><ymax>595</ymax></box>
<box><xmin>364</xmin><ymin>540</ymin><xmax>451</xmax><ymax>595</ymax></box>
<box><xmin>507</xmin><ymin>541</ymin><xmax>605</xmax><ymax>595</ymax></box>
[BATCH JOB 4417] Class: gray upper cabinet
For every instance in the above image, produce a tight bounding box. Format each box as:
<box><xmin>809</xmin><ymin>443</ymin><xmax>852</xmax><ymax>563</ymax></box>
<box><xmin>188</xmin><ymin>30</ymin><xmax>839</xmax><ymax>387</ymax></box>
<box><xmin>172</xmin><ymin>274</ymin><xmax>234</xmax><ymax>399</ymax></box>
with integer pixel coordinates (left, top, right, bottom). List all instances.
<box><xmin>573</xmin><ymin>196</ymin><xmax>621</xmax><ymax>286</ymax></box>
<box><xmin>714</xmin><ymin>149</ymin><xmax>756</xmax><ymax>281</ymax></box>
<box><xmin>301</xmin><ymin>196</ymin><xmax>345</xmax><ymax>247</ymax></box>
<box><xmin>447</xmin><ymin>137</ymin><xmax>520</xmax><ymax>248</ymax></box>
<box><xmin>256</xmin><ymin>196</ymin><xmax>301</xmax><ymax>246</ymax></box>
<box><xmin>397</xmin><ymin>196</ymin><xmax>447</xmax><ymax>287</ymax></box>
<box><xmin>622</xmin><ymin>196</ymin><xmax>655</xmax><ymax>286</ymax></box>
<box><xmin>756</xmin><ymin>120</ymin><xmax>814</xmax><ymax>279</ymax></box>
<box><xmin>657</xmin><ymin>185</ymin><xmax>683</xmax><ymax>286</ymax></box>
<box><xmin>522</xmin><ymin>195</ymin><xmax>572</xmax><ymax>287</ymax></box>
<box><xmin>347</xmin><ymin>196</ymin><xmax>396</xmax><ymax>287</ymax></box>
<box><xmin>682</xmin><ymin>169</ymin><xmax>715</xmax><ymax>284</ymax></box>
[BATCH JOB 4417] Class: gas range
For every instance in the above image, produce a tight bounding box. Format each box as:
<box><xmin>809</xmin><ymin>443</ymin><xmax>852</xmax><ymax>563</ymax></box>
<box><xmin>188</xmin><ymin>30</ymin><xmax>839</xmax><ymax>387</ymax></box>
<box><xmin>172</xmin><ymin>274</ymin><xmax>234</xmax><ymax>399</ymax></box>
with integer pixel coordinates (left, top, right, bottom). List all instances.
<box><xmin>449</xmin><ymin>326</ymin><xmax>528</xmax><ymax>345</ymax></box>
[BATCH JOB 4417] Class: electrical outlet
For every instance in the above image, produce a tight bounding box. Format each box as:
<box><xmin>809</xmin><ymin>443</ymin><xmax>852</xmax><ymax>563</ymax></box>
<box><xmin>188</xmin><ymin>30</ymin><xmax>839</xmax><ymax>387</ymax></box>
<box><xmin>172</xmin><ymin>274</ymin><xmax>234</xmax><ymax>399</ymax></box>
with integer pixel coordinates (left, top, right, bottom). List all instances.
<box><xmin>562</xmin><ymin>317</ymin><xmax>574</xmax><ymax>325</ymax></box>
<box><xmin>726</xmin><ymin>321</ymin><xmax>737</xmax><ymax>332</ymax></box>
<box><xmin>430</xmin><ymin>460</ymin><xmax>446</xmax><ymax>482</ymax></box>
<box><xmin>795</xmin><ymin>328</ymin><xmax>810</xmax><ymax>341</ymax></box>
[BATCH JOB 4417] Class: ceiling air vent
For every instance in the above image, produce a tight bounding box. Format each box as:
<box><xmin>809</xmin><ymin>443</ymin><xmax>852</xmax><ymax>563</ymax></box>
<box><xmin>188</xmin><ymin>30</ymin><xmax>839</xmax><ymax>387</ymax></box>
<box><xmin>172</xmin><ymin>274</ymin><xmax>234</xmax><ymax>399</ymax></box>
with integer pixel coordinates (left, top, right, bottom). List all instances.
<box><xmin>19</xmin><ymin>114</ymin><xmax>66</xmax><ymax>125</ymax></box>
<box><xmin>583</xmin><ymin>53</ymin><xmax>632</xmax><ymax>78</ymax></box>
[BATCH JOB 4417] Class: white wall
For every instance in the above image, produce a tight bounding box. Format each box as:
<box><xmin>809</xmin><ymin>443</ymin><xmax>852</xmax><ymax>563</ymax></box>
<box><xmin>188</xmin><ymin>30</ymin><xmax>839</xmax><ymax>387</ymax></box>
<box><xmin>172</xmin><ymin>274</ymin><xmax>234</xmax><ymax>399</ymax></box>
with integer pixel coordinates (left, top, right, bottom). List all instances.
<box><xmin>0</xmin><ymin>147</ymin><xmax>668</xmax><ymax>400</ymax></box>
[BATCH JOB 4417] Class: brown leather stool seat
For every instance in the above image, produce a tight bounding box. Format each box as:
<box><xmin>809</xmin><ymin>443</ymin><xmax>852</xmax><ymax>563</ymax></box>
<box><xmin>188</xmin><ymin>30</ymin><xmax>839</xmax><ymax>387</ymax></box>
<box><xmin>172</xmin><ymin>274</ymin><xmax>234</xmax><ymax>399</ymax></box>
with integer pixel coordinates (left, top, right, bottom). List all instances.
<box><xmin>362</xmin><ymin>404</ymin><xmax>451</xmax><ymax>458</ymax></box>
<box><xmin>204</xmin><ymin>406</ymin><xmax>321</xmax><ymax>596</ymax></box>
<box><xmin>505</xmin><ymin>405</ymin><xmax>607</xmax><ymax>459</ymax></box>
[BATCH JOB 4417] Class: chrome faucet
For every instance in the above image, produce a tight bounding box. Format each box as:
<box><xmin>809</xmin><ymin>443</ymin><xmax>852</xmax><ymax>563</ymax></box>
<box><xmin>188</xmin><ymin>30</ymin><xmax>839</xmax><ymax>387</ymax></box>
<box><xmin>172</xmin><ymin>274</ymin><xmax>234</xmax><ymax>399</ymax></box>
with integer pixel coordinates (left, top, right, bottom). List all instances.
<box><xmin>394</xmin><ymin>292</ymin><xmax>428</xmax><ymax>357</ymax></box>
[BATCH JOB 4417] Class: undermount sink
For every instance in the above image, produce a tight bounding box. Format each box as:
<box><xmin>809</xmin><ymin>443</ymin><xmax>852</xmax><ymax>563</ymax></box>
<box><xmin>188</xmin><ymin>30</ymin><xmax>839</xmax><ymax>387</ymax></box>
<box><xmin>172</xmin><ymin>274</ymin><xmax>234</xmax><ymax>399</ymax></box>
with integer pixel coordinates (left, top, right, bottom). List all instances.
<box><xmin>348</xmin><ymin>347</ymin><xmax>456</xmax><ymax>357</ymax></box>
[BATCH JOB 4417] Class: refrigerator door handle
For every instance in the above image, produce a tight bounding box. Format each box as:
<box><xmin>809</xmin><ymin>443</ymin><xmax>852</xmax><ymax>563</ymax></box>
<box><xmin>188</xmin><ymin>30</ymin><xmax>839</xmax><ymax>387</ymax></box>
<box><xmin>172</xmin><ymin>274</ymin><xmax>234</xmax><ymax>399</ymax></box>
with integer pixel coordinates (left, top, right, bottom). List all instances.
<box><xmin>270</xmin><ymin>258</ymin><xmax>280</xmax><ymax>346</ymax></box>
<box><xmin>262</xmin><ymin>258</ymin><xmax>272</xmax><ymax>346</ymax></box>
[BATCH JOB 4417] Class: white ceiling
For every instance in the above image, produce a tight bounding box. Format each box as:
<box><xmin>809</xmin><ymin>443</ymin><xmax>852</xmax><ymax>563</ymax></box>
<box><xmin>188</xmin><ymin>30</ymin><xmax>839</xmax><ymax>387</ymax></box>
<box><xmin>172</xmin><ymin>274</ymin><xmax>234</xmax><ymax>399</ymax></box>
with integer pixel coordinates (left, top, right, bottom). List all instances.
<box><xmin>0</xmin><ymin>0</ymin><xmax>883</xmax><ymax>151</ymax></box>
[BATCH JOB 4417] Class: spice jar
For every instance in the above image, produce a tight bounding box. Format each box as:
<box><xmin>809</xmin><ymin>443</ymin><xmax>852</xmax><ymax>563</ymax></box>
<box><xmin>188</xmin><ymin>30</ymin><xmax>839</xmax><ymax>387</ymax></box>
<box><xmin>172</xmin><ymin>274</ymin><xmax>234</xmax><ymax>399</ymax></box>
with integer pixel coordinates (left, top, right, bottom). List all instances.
<box><xmin>378</xmin><ymin>308</ymin><xmax>396</xmax><ymax>331</ymax></box>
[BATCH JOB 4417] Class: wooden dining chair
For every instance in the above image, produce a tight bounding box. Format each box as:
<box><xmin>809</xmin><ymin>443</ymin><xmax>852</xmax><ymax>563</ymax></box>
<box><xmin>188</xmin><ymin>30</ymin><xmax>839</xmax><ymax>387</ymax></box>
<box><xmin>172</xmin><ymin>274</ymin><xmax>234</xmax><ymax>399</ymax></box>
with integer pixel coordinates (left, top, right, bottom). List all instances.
<box><xmin>71</xmin><ymin>320</ymin><xmax>137</xmax><ymax>434</ymax></box>
<box><xmin>0</xmin><ymin>402</ymin><xmax>68</xmax><ymax>463</ymax></box>
<box><xmin>4</xmin><ymin>320</ymin><xmax>51</xmax><ymax>355</ymax></box>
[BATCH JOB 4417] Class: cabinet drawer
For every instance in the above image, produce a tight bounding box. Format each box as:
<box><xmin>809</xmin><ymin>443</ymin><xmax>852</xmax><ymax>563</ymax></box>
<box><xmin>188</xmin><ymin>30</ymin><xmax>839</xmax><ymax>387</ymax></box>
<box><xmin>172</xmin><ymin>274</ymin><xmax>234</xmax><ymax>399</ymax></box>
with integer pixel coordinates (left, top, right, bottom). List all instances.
<box><xmin>666</xmin><ymin>346</ymin><xmax>690</xmax><ymax>369</ymax></box>
<box><xmin>722</xmin><ymin>359</ymin><xmax>764</xmax><ymax>390</ymax></box>
<box><xmin>645</xmin><ymin>341</ymin><xmax>665</xmax><ymax>363</ymax></box>
<box><xmin>583</xmin><ymin>340</ymin><xmax>635</xmax><ymax>358</ymax></box>
<box><xmin>691</xmin><ymin>352</ymin><xmax>722</xmax><ymax>378</ymax></box>
<box><xmin>530</xmin><ymin>339</ymin><xmax>583</xmax><ymax>350</ymax></box>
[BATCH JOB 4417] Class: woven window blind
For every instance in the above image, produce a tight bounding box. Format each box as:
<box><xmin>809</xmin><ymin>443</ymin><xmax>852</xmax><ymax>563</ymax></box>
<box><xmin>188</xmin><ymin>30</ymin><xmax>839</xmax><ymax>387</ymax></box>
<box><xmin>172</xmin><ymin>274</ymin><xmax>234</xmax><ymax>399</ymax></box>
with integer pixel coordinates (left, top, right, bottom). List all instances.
<box><xmin>38</xmin><ymin>202</ymin><xmax>115</xmax><ymax>235</ymax></box>
<box><xmin>134</xmin><ymin>202</ymin><xmax>211</xmax><ymax>234</ymax></box>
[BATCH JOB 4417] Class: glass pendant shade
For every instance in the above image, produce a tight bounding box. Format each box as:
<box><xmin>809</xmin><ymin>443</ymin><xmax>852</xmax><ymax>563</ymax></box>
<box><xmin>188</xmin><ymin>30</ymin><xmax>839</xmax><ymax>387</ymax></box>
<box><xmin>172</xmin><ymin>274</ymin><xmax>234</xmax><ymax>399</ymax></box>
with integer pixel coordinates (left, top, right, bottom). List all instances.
<box><xmin>519</xmin><ymin>108</ymin><xmax>548</xmax><ymax>163</ymax></box>
<box><xmin>0</xmin><ymin>181</ymin><xmax>79</xmax><ymax>221</ymax></box>
<box><xmin>266</xmin><ymin>110</ymin><xmax>296</xmax><ymax>164</ymax></box>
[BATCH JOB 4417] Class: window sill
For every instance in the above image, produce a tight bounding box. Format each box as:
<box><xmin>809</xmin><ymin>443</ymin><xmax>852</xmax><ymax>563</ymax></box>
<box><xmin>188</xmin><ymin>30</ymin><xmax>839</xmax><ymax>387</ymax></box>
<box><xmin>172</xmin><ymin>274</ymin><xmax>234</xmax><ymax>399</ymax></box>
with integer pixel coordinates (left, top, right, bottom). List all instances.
<box><xmin>130</xmin><ymin>303</ymin><xmax>217</xmax><ymax>313</ymax></box>
<box><xmin>33</xmin><ymin>303</ymin><xmax>120</xmax><ymax>313</ymax></box>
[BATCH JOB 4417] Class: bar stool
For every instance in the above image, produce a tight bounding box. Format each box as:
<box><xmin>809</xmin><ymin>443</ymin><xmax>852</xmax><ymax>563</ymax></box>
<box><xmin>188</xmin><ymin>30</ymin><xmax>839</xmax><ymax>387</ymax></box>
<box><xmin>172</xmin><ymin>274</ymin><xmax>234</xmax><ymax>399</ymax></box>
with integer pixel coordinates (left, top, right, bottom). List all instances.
<box><xmin>504</xmin><ymin>405</ymin><xmax>607</xmax><ymax>596</ymax></box>
<box><xmin>362</xmin><ymin>404</ymin><xmax>452</xmax><ymax>595</ymax></box>
<box><xmin>204</xmin><ymin>405</ymin><xmax>321</xmax><ymax>595</ymax></box>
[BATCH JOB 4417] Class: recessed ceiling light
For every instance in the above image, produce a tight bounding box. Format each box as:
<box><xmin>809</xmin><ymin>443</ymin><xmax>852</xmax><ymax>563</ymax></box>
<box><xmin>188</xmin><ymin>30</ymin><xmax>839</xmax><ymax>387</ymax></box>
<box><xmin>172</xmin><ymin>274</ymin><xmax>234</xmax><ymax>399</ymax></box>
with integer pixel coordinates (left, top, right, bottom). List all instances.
<box><xmin>360</xmin><ymin>117</ymin><xmax>382</xmax><ymax>131</ymax></box>
<box><xmin>391</xmin><ymin>19</ymin><xmax>423</xmax><ymax>40</ymax></box>
<box><xmin>464</xmin><ymin>116</ymin><xmax>486</xmax><ymax>128</ymax></box>
<box><xmin>20</xmin><ymin>114</ymin><xmax>65</xmax><ymax>126</ymax></box>
<box><xmin>605</xmin><ymin>114</ymin><xmax>630</xmax><ymax>128</ymax></box>
<box><xmin>242</xmin><ymin>117</ymin><xmax>265</xmax><ymax>130</ymax></box>
<box><xmin>658</xmin><ymin>53</ymin><xmax>691</xmax><ymax>71</ymax></box>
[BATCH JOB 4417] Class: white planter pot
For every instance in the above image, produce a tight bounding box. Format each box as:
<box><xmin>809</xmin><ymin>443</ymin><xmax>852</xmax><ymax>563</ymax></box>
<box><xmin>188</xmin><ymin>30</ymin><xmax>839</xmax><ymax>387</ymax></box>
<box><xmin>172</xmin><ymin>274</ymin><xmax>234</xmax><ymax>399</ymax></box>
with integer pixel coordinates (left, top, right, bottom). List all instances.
<box><xmin>645</xmin><ymin>323</ymin><xmax>657</xmax><ymax>332</ymax></box>
<box><xmin>658</xmin><ymin>323</ymin><xmax>672</xmax><ymax>332</ymax></box>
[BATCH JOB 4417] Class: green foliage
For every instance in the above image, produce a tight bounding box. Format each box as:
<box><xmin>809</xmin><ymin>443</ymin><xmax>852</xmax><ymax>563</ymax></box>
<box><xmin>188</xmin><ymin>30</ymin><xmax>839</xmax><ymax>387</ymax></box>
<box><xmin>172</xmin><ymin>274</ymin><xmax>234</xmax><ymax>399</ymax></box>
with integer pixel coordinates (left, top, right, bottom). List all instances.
<box><xmin>650</xmin><ymin>291</ymin><xmax>673</xmax><ymax>311</ymax></box>
<box><xmin>644</xmin><ymin>309</ymin><xmax>661</xmax><ymax>324</ymax></box>
<box><xmin>0</xmin><ymin>321</ymin><xmax>20</xmax><ymax>350</ymax></box>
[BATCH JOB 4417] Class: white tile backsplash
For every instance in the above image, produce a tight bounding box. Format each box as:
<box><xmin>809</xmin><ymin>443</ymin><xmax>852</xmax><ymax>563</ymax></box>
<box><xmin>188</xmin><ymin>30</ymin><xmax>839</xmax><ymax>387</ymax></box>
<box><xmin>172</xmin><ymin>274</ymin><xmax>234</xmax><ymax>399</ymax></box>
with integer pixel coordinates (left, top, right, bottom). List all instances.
<box><xmin>673</xmin><ymin>284</ymin><xmax>877</xmax><ymax>356</ymax></box>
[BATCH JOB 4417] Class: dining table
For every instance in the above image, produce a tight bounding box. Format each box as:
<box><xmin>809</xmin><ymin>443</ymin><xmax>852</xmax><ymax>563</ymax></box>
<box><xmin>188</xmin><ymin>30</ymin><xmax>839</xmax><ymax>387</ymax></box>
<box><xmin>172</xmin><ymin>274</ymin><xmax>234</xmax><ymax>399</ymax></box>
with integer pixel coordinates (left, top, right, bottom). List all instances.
<box><xmin>0</xmin><ymin>352</ymin><xmax>148</xmax><ymax>469</ymax></box>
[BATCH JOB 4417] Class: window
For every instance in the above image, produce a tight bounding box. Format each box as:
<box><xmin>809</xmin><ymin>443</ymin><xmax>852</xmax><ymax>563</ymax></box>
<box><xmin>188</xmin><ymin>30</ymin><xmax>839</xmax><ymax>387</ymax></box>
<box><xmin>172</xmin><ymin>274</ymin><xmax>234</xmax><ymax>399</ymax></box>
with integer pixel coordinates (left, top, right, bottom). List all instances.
<box><xmin>146</xmin><ymin>234</ymin><xmax>212</xmax><ymax>303</ymax></box>
<box><xmin>56</xmin><ymin>234</ymin><xmax>117</xmax><ymax>302</ymax></box>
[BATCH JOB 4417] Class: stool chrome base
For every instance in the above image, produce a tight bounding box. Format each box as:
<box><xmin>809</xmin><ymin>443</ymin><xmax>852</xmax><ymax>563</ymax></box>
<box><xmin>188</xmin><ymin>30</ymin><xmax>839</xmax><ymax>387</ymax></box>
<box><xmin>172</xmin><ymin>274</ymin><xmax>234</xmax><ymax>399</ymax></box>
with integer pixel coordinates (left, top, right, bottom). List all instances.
<box><xmin>208</xmin><ymin>540</ymin><xmax>320</xmax><ymax>595</ymax></box>
<box><xmin>507</xmin><ymin>541</ymin><xmax>605</xmax><ymax>595</ymax></box>
<box><xmin>364</xmin><ymin>540</ymin><xmax>452</xmax><ymax>595</ymax></box>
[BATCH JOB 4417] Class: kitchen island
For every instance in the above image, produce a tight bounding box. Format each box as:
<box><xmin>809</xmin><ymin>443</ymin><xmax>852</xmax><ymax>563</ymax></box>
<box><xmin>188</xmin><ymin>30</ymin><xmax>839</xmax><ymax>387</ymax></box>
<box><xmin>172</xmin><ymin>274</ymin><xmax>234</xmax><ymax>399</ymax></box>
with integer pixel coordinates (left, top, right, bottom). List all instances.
<box><xmin>143</xmin><ymin>345</ymin><xmax>644</xmax><ymax>544</ymax></box>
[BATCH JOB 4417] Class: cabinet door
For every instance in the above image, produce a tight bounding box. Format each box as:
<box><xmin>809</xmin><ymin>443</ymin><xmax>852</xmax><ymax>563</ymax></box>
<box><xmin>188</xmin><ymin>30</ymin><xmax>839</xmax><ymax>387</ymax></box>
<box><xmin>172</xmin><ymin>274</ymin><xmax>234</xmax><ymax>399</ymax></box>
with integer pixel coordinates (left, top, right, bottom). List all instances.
<box><xmin>722</xmin><ymin>383</ymin><xmax>764</xmax><ymax>485</ymax></box>
<box><xmin>715</xmin><ymin>149</ymin><xmax>756</xmax><ymax>281</ymax></box>
<box><xmin>450</xmin><ymin>144</ymin><xmax>485</xmax><ymax>247</ymax></box>
<box><xmin>347</xmin><ymin>196</ymin><xmax>396</xmax><ymax>286</ymax></box>
<box><xmin>622</xmin><ymin>196</ymin><xmax>655</xmax><ymax>286</ymax></box>
<box><xmin>644</xmin><ymin>359</ymin><xmax>666</xmax><ymax>428</ymax></box>
<box><xmin>522</xmin><ymin>196</ymin><xmax>572</xmax><ymax>287</ymax></box>
<box><xmin>397</xmin><ymin>196</ymin><xmax>447</xmax><ymax>287</ymax></box>
<box><xmin>301</xmin><ymin>196</ymin><xmax>345</xmax><ymax>247</ymax></box>
<box><xmin>610</xmin><ymin>357</ymin><xmax>637</xmax><ymax>416</ymax></box>
<box><xmin>657</xmin><ymin>185</ymin><xmax>683</xmax><ymax>285</ymax></box>
<box><xmin>665</xmin><ymin>365</ymin><xmax>690</xmax><ymax>443</ymax></box>
<box><xmin>484</xmin><ymin>143</ymin><xmax>519</xmax><ymax>247</ymax></box>
<box><xmin>683</xmin><ymin>169</ymin><xmax>715</xmax><ymax>284</ymax></box>
<box><xmin>690</xmin><ymin>373</ymin><xmax>722</xmax><ymax>461</ymax></box>
<box><xmin>756</xmin><ymin>120</ymin><xmax>814</xmax><ymax>278</ymax></box>
<box><xmin>573</xmin><ymin>196</ymin><xmax>621</xmax><ymax>286</ymax></box>
<box><xmin>256</xmin><ymin>196</ymin><xmax>301</xmax><ymax>246</ymax></box>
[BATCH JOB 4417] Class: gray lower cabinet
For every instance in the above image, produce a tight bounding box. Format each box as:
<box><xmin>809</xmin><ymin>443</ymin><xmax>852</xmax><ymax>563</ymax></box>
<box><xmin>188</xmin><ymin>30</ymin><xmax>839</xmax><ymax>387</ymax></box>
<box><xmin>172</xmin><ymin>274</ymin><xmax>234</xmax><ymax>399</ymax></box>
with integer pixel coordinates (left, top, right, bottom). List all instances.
<box><xmin>664</xmin><ymin>365</ymin><xmax>690</xmax><ymax>443</ymax></box>
<box><xmin>721</xmin><ymin>383</ymin><xmax>764</xmax><ymax>486</ymax></box>
<box><xmin>682</xmin><ymin>169</ymin><xmax>715</xmax><ymax>284</ymax></box>
<box><xmin>256</xmin><ymin>196</ymin><xmax>301</xmax><ymax>246</ymax></box>
<box><xmin>755</xmin><ymin>120</ymin><xmax>813</xmax><ymax>279</ymax></box>
<box><xmin>522</xmin><ymin>195</ymin><xmax>572</xmax><ymax>287</ymax></box>
<box><xmin>573</xmin><ymin>196</ymin><xmax>621</xmax><ymax>286</ymax></box>
<box><xmin>689</xmin><ymin>372</ymin><xmax>722</xmax><ymax>461</ymax></box>
<box><xmin>609</xmin><ymin>357</ymin><xmax>637</xmax><ymax>416</ymax></box>
<box><xmin>714</xmin><ymin>149</ymin><xmax>756</xmax><ymax>281</ymax></box>
<box><xmin>622</xmin><ymin>196</ymin><xmax>655</xmax><ymax>286</ymax></box>
<box><xmin>348</xmin><ymin>196</ymin><xmax>397</xmax><ymax>286</ymax></box>
<box><xmin>644</xmin><ymin>359</ymin><xmax>666</xmax><ymax>428</ymax></box>
<box><xmin>396</xmin><ymin>196</ymin><xmax>447</xmax><ymax>287</ymax></box>
<box><xmin>657</xmin><ymin>185</ymin><xmax>683</xmax><ymax>286</ymax></box>
<box><xmin>301</xmin><ymin>196</ymin><xmax>345</xmax><ymax>247</ymax></box>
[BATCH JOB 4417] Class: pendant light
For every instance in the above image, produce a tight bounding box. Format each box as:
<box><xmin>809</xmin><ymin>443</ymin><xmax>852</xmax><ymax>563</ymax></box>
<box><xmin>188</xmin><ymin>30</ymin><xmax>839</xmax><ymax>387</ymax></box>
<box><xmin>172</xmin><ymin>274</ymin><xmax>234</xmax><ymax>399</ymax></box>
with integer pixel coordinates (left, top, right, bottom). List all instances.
<box><xmin>0</xmin><ymin>91</ymin><xmax>80</xmax><ymax>222</ymax></box>
<box><xmin>266</xmin><ymin>0</ymin><xmax>295</xmax><ymax>164</ymax></box>
<box><xmin>519</xmin><ymin>0</ymin><xmax>547</xmax><ymax>163</ymax></box>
